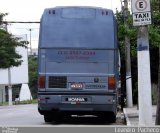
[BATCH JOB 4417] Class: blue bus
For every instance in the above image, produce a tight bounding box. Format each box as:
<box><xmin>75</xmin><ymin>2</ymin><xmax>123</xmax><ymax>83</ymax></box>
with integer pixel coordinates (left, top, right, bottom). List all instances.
<box><xmin>38</xmin><ymin>6</ymin><xmax>120</xmax><ymax>123</ymax></box>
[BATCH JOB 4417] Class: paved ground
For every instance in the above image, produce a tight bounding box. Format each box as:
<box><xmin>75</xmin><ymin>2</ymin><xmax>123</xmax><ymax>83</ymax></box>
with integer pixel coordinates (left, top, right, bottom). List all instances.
<box><xmin>0</xmin><ymin>104</ymin><xmax>44</xmax><ymax>125</ymax></box>
<box><xmin>123</xmin><ymin>105</ymin><xmax>157</xmax><ymax>126</ymax></box>
<box><xmin>0</xmin><ymin>104</ymin><xmax>125</xmax><ymax>126</ymax></box>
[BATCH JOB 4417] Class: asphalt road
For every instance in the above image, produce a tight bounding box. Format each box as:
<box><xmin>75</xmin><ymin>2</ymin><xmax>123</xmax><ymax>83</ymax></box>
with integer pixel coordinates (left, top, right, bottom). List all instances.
<box><xmin>0</xmin><ymin>104</ymin><xmax>125</xmax><ymax>126</ymax></box>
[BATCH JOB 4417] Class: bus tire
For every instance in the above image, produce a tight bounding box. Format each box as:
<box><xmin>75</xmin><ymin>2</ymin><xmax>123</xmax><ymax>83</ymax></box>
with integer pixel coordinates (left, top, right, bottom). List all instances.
<box><xmin>52</xmin><ymin>113</ymin><xmax>63</xmax><ymax>123</ymax></box>
<box><xmin>99</xmin><ymin>112</ymin><xmax>116</xmax><ymax>123</ymax></box>
<box><xmin>108</xmin><ymin>114</ymin><xmax>116</xmax><ymax>123</ymax></box>
<box><xmin>44</xmin><ymin>115</ymin><xmax>52</xmax><ymax>123</ymax></box>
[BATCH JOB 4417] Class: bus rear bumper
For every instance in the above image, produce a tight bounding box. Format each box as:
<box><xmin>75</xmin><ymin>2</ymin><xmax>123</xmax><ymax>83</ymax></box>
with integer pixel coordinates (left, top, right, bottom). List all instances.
<box><xmin>38</xmin><ymin>94</ymin><xmax>117</xmax><ymax>115</ymax></box>
<box><xmin>38</xmin><ymin>103</ymin><xmax>116</xmax><ymax>115</ymax></box>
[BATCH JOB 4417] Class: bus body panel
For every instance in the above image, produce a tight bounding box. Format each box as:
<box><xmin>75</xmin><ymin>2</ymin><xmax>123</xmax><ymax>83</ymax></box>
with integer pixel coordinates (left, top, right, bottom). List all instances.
<box><xmin>39</xmin><ymin>7</ymin><xmax>116</xmax><ymax>49</ymax></box>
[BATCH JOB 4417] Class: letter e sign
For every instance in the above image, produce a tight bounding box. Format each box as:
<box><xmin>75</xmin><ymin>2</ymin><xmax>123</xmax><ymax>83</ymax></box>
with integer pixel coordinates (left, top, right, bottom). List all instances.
<box><xmin>131</xmin><ymin>0</ymin><xmax>151</xmax><ymax>13</ymax></box>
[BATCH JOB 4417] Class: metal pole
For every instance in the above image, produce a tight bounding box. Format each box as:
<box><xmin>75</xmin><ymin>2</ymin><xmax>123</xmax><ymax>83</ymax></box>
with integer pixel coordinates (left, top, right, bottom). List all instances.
<box><xmin>2</xmin><ymin>87</ymin><xmax>3</xmax><ymax>104</ymax></box>
<box><xmin>29</xmin><ymin>29</ymin><xmax>32</xmax><ymax>55</ymax></box>
<box><xmin>124</xmin><ymin>0</ymin><xmax>133</xmax><ymax>107</ymax></box>
<box><xmin>137</xmin><ymin>26</ymin><xmax>152</xmax><ymax>126</ymax></box>
<box><xmin>8</xmin><ymin>68</ymin><xmax>12</xmax><ymax>106</ymax></box>
<box><xmin>5</xmin><ymin>23</ymin><xmax>13</xmax><ymax>106</ymax></box>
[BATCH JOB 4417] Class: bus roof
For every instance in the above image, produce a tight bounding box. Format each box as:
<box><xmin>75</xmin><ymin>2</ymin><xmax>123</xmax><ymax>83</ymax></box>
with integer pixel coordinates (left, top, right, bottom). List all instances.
<box><xmin>39</xmin><ymin>6</ymin><xmax>117</xmax><ymax>49</ymax></box>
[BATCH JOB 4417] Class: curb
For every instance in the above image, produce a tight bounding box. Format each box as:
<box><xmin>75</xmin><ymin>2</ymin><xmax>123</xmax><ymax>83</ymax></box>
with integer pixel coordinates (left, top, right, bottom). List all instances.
<box><xmin>123</xmin><ymin>108</ymin><xmax>131</xmax><ymax>126</ymax></box>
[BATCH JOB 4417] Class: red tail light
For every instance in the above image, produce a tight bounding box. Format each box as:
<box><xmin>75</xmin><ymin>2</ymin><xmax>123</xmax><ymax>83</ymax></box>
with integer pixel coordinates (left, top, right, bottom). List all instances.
<box><xmin>108</xmin><ymin>76</ymin><xmax>116</xmax><ymax>90</ymax></box>
<box><xmin>38</xmin><ymin>76</ymin><xmax>45</xmax><ymax>89</ymax></box>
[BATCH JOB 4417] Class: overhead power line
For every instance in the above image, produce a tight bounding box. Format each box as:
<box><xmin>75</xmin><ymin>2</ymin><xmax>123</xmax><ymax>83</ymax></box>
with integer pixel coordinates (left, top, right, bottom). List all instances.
<box><xmin>2</xmin><ymin>21</ymin><xmax>40</xmax><ymax>23</ymax></box>
<box><xmin>10</xmin><ymin>28</ymin><xmax>39</xmax><ymax>29</ymax></box>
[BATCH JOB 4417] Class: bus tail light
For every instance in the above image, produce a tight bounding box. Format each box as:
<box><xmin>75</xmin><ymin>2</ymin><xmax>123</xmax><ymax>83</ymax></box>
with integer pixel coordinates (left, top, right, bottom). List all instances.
<box><xmin>108</xmin><ymin>76</ymin><xmax>116</xmax><ymax>90</ymax></box>
<box><xmin>38</xmin><ymin>76</ymin><xmax>45</xmax><ymax>89</ymax></box>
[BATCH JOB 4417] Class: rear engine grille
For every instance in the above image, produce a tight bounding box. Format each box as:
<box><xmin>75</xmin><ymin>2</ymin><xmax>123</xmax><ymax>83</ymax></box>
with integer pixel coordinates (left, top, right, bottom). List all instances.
<box><xmin>48</xmin><ymin>76</ymin><xmax>67</xmax><ymax>88</ymax></box>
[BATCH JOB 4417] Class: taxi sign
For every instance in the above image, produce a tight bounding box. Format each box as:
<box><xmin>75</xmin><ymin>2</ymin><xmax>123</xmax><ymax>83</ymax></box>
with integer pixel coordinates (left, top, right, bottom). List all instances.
<box><xmin>131</xmin><ymin>0</ymin><xmax>151</xmax><ymax>26</ymax></box>
<box><xmin>133</xmin><ymin>12</ymin><xmax>151</xmax><ymax>26</ymax></box>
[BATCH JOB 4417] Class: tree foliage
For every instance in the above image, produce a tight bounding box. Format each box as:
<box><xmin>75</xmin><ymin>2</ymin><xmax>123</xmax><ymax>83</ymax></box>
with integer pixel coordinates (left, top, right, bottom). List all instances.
<box><xmin>0</xmin><ymin>13</ymin><xmax>27</xmax><ymax>68</ymax></box>
<box><xmin>28</xmin><ymin>56</ymin><xmax>38</xmax><ymax>99</ymax></box>
<box><xmin>116</xmin><ymin>0</ymin><xmax>160</xmax><ymax>104</ymax></box>
<box><xmin>151</xmin><ymin>0</ymin><xmax>160</xmax><ymax>125</ymax></box>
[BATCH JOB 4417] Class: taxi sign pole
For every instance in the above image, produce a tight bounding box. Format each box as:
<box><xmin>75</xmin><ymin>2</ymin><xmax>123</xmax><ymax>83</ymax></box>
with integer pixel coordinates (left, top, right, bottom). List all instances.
<box><xmin>131</xmin><ymin>0</ymin><xmax>152</xmax><ymax>126</ymax></box>
<box><xmin>137</xmin><ymin>26</ymin><xmax>152</xmax><ymax>126</ymax></box>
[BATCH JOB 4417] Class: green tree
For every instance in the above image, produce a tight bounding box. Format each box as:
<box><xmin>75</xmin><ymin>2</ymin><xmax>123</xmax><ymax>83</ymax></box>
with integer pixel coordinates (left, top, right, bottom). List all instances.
<box><xmin>0</xmin><ymin>13</ymin><xmax>27</xmax><ymax>68</ymax></box>
<box><xmin>151</xmin><ymin>0</ymin><xmax>160</xmax><ymax>125</ymax></box>
<box><xmin>116</xmin><ymin>10</ymin><xmax>138</xmax><ymax>105</ymax></box>
<box><xmin>116</xmin><ymin>0</ymin><xmax>160</xmax><ymax>106</ymax></box>
<box><xmin>28</xmin><ymin>56</ymin><xmax>38</xmax><ymax>99</ymax></box>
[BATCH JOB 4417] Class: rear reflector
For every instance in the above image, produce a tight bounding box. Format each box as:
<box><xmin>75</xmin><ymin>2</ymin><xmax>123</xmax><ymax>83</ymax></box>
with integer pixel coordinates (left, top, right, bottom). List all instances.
<box><xmin>102</xmin><ymin>11</ymin><xmax>104</xmax><ymax>15</ymax></box>
<box><xmin>108</xmin><ymin>76</ymin><xmax>116</xmax><ymax>90</ymax></box>
<box><xmin>102</xmin><ymin>10</ymin><xmax>108</xmax><ymax>16</ymax></box>
<box><xmin>48</xmin><ymin>10</ymin><xmax>55</xmax><ymax>15</ymax></box>
<box><xmin>52</xmin><ymin>10</ymin><xmax>55</xmax><ymax>14</ymax></box>
<box><xmin>38</xmin><ymin>76</ymin><xmax>45</xmax><ymax>89</ymax></box>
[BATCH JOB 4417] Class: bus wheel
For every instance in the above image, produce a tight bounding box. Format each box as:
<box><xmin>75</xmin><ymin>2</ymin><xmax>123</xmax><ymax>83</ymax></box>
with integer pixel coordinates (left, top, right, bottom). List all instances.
<box><xmin>99</xmin><ymin>112</ymin><xmax>116</xmax><ymax>123</ymax></box>
<box><xmin>52</xmin><ymin>113</ymin><xmax>63</xmax><ymax>123</ymax></box>
<box><xmin>44</xmin><ymin>115</ymin><xmax>52</xmax><ymax>123</ymax></box>
<box><xmin>108</xmin><ymin>113</ymin><xmax>116</xmax><ymax>123</ymax></box>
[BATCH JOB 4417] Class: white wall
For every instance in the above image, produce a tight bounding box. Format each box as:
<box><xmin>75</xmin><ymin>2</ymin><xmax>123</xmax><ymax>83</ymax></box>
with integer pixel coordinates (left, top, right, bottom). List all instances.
<box><xmin>0</xmin><ymin>47</ymin><xmax>28</xmax><ymax>85</ymax></box>
<box><xmin>19</xmin><ymin>84</ymin><xmax>32</xmax><ymax>101</ymax></box>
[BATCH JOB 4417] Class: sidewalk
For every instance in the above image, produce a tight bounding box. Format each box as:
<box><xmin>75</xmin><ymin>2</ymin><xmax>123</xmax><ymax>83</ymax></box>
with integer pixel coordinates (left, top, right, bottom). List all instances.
<box><xmin>123</xmin><ymin>105</ymin><xmax>157</xmax><ymax>126</ymax></box>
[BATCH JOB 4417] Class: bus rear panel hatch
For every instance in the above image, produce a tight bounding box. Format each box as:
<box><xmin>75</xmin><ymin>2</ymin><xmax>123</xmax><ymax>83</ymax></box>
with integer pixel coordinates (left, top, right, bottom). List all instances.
<box><xmin>38</xmin><ymin>7</ymin><xmax>120</xmax><ymax>123</ymax></box>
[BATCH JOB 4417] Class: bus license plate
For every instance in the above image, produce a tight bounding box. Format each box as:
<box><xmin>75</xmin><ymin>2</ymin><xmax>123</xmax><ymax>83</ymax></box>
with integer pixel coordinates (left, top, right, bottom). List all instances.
<box><xmin>66</xmin><ymin>97</ymin><xmax>87</xmax><ymax>102</ymax></box>
<box><xmin>70</xmin><ymin>83</ymin><xmax>83</xmax><ymax>89</ymax></box>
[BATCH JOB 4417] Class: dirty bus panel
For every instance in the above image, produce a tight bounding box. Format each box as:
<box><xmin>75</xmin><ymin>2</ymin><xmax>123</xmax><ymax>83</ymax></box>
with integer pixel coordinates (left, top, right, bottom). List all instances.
<box><xmin>38</xmin><ymin>7</ymin><xmax>119</xmax><ymax>123</ymax></box>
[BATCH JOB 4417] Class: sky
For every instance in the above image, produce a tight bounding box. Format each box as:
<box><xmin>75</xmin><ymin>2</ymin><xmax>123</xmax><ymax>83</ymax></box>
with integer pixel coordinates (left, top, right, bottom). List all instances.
<box><xmin>0</xmin><ymin>0</ymin><xmax>122</xmax><ymax>49</ymax></box>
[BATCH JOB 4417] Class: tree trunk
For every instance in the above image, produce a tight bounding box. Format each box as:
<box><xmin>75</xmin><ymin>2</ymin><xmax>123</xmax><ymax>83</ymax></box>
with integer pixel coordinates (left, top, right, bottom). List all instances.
<box><xmin>155</xmin><ymin>0</ymin><xmax>160</xmax><ymax>125</ymax></box>
<box><xmin>155</xmin><ymin>47</ymin><xmax>160</xmax><ymax>125</ymax></box>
